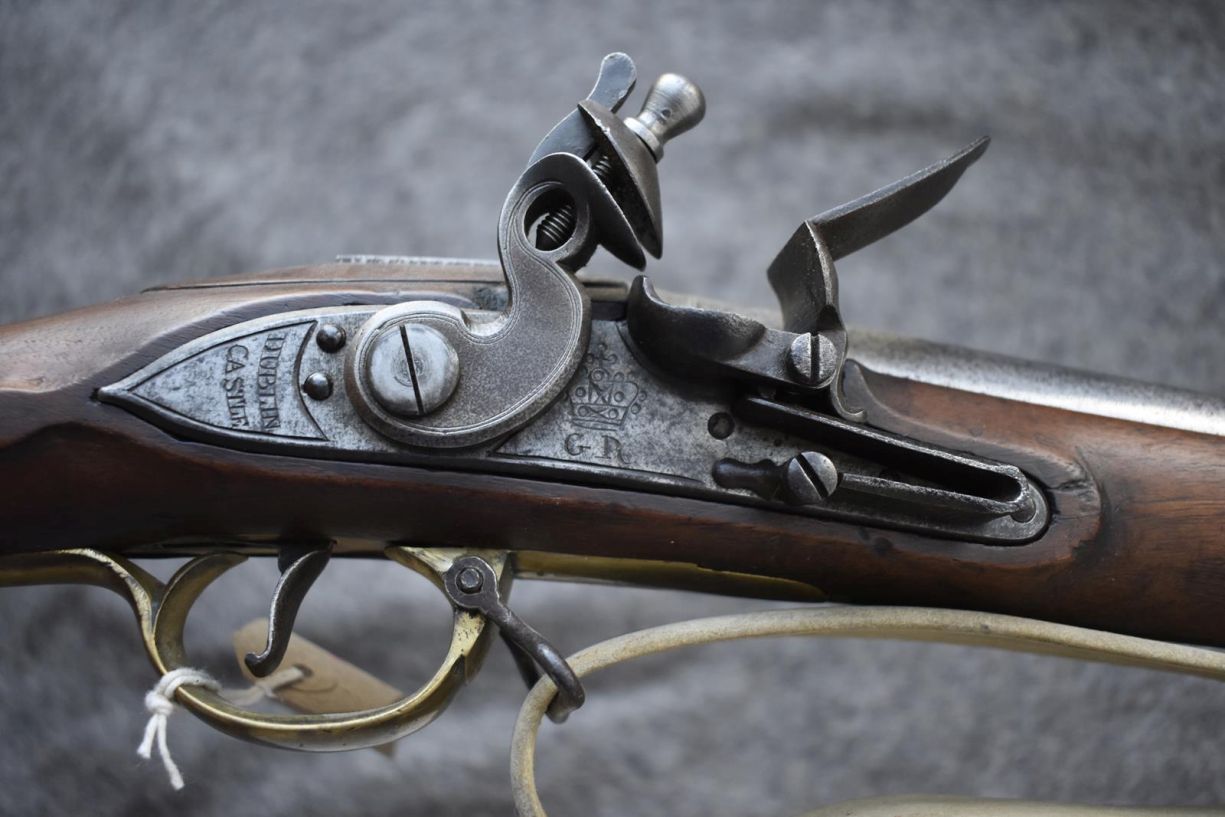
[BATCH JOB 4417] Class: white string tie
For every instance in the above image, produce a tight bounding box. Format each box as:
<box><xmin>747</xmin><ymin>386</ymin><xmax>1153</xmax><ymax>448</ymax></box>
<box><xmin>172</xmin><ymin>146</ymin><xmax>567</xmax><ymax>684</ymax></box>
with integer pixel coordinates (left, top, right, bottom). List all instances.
<box><xmin>137</xmin><ymin>665</ymin><xmax>306</xmax><ymax>790</ymax></box>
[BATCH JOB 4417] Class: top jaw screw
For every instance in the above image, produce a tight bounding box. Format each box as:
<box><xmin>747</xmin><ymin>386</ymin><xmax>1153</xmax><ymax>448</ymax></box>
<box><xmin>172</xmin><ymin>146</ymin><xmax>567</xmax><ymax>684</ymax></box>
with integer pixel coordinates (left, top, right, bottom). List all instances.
<box><xmin>622</xmin><ymin>72</ymin><xmax>706</xmax><ymax>161</ymax></box>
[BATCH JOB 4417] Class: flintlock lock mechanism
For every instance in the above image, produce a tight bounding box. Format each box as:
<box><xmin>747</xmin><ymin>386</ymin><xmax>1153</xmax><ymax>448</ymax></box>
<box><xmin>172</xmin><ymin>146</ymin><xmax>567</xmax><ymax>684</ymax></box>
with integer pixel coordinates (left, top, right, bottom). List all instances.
<box><xmin>95</xmin><ymin>54</ymin><xmax>1042</xmax><ymax>547</ymax></box>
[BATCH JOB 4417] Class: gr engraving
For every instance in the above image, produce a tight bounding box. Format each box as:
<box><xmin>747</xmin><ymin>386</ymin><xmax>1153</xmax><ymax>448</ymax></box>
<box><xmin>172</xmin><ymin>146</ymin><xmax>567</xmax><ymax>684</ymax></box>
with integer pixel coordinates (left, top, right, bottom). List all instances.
<box><xmin>563</xmin><ymin>432</ymin><xmax>630</xmax><ymax>466</ymax></box>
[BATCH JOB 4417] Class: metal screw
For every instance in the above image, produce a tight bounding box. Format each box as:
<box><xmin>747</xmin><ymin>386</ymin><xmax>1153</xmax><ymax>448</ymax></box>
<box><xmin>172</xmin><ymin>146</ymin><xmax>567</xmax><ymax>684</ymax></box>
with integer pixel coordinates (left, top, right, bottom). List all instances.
<box><xmin>302</xmin><ymin>372</ymin><xmax>333</xmax><ymax>400</ymax></box>
<box><xmin>781</xmin><ymin>451</ymin><xmax>839</xmax><ymax>506</ymax></box>
<box><xmin>535</xmin><ymin>72</ymin><xmax>706</xmax><ymax>250</ymax></box>
<box><xmin>456</xmin><ymin>566</ymin><xmax>484</xmax><ymax>593</ymax></box>
<box><xmin>316</xmin><ymin>323</ymin><xmax>347</xmax><ymax>353</ymax></box>
<box><xmin>787</xmin><ymin>333</ymin><xmax>839</xmax><ymax>386</ymax></box>
<box><xmin>366</xmin><ymin>323</ymin><xmax>460</xmax><ymax>418</ymax></box>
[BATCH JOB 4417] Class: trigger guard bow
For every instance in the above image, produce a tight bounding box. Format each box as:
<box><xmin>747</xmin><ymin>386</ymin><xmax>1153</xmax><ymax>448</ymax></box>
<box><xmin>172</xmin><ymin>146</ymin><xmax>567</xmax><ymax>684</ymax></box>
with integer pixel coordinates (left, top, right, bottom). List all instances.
<box><xmin>0</xmin><ymin>547</ymin><xmax>512</xmax><ymax>752</ymax></box>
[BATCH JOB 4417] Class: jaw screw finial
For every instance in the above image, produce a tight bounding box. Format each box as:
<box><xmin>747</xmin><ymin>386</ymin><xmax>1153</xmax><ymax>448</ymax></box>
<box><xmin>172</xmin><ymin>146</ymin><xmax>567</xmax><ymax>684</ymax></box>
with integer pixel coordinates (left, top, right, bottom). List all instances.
<box><xmin>623</xmin><ymin>72</ymin><xmax>706</xmax><ymax>160</ymax></box>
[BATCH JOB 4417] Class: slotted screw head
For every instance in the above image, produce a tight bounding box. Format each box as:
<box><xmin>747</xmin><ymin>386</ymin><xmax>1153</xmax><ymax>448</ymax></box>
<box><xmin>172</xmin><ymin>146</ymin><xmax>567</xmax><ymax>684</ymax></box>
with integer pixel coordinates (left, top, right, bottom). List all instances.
<box><xmin>782</xmin><ymin>451</ymin><xmax>840</xmax><ymax>506</ymax></box>
<box><xmin>366</xmin><ymin>323</ymin><xmax>459</xmax><ymax>418</ymax></box>
<box><xmin>787</xmin><ymin>332</ymin><xmax>839</xmax><ymax>386</ymax></box>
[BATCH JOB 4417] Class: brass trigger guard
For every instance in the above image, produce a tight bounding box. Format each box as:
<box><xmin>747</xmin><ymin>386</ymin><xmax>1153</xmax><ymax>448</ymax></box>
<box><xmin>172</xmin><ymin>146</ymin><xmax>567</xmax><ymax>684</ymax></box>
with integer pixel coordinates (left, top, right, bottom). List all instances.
<box><xmin>0</xmin><ymin>546</ymin><xmax>509</xmax><ymax>751</ymax></box>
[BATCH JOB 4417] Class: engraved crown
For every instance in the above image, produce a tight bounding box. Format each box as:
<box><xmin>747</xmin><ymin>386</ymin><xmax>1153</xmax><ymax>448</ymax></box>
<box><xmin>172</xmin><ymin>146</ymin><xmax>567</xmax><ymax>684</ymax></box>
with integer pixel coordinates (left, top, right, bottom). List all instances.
<box><xmin>569</xmin><ymin>345</ymin><xmax>642</xmax><ymax>431</ymax></box>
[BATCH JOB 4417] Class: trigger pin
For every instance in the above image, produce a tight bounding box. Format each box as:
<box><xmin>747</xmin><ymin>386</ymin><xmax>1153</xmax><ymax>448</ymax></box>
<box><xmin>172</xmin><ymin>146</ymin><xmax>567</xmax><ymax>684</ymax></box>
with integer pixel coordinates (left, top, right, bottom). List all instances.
<box><xmin>244</xmin><ymin>544</ymin><xmax>333</xmax><ymax>678</ymax></box>
<box><xmin>442</xmin><ymin>555</ymin><xmax>585</xmax><ymax>723</ymax></box>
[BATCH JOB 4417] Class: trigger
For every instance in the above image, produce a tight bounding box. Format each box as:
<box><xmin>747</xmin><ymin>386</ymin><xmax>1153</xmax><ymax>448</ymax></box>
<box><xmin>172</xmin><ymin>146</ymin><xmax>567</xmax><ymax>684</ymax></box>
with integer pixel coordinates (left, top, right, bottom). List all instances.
<box><xmin>244</xmin><ymin>544</ymin><xmax>333</xmax><ymax>678</ymax></box>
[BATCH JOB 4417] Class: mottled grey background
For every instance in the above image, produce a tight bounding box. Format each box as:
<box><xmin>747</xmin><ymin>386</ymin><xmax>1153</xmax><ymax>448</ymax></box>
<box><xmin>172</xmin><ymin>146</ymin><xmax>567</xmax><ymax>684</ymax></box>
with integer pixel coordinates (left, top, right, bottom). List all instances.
<box><xmin>2</xmin><ymin>1</ymin><xmax>1224</xmax><ymax>815</ymax></box>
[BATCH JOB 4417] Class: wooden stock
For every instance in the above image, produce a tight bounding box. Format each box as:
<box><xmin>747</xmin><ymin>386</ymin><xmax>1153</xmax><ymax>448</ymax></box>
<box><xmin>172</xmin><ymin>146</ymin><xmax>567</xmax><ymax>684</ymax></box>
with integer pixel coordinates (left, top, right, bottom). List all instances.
<box><xmin>2</xmin><ymin>264</ymin><xmax>1224</xmax><ymax>647</ymax></box>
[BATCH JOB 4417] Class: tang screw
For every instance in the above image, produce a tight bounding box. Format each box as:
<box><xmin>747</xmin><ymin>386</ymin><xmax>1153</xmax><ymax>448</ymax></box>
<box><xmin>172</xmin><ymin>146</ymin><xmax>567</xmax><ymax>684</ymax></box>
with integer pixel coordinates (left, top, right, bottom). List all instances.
<box><xmin>535</xmin><ymin>72</ymin><xmax>706</xmax><ymax>250</ymax></box>
<box><xmin>365</xmin><ymin>323</ymin><xmax>460</xmax><ymax>418</ymax></box>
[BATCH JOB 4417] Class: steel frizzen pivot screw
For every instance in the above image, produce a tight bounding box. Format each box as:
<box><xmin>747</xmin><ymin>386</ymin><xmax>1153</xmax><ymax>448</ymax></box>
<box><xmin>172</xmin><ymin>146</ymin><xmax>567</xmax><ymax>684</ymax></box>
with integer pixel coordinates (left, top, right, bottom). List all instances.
<box><xmin>535</xmin><ymin>72</ymin><xmax>706</xmax><ymax>250</ymax></box>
